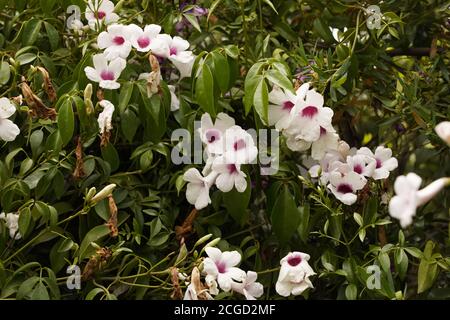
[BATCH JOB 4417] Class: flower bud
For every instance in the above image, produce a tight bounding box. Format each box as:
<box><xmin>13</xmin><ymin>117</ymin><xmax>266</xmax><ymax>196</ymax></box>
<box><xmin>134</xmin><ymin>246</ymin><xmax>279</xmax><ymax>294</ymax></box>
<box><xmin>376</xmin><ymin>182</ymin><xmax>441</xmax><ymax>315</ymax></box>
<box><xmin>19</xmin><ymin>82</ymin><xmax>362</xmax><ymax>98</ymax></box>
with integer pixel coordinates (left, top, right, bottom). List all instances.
<box><xmin>89</xmin><ymin>184</ymin><xmax>116</xmax><ymax>205</ymax></box>
<box><xmin>85</xmin><ymin>187</ymin><xmax>97</xmax><ymax>202</ymax></box>
<box><xmin>194</xmin><ymin>234</ymin><xmax>213</xmax><ymax>248</ymax></box>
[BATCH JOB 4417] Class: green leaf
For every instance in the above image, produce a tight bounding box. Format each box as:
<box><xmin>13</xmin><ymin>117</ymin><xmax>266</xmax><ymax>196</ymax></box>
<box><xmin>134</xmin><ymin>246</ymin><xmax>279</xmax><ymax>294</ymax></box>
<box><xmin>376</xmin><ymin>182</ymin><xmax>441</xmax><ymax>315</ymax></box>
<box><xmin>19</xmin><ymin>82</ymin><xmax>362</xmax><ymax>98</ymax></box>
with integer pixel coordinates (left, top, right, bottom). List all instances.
<box><xmin>223</xmin><ymin>175</ymin><xmax>251</xmax><ymax>225</ymax></box>
<box><xmin>118</xmin><ymin>82</ymin><xmax>134</xmax><ymax>114</ymax></box>
<box><xmin>262</xmin><ymin>0</ymin><xmax>278</xmax><ymax>13</ymax></box>
<box><xmin>313</xmin><ymin>18</ymin><xmax>335</xmax><ymax>43</ymax></box>
<box><xmin>345</xmin><ymin>284</ymin><xmax>357</xmax><ymax>300</ymax></box>
<box><xmin>16</xmin><ymin>53</ymin><xmax>37</xmax><ymax>65</ymax></box>
<box><xmin>40</xmin><ymin>0</ymin><xmax>56</xmax><ymax>15</ymax></box>
<box><xmin>183</xmin><ymin>13</ymin><xmax>201</xmax><ymax>32</ymax></box>
<box><xmin>121</xmin><ymin>108</ymin><xmax>140</xmax><ymax>142</ymax></box>
<box><xmin>418</xmin><ymin>259</ymin><xmax>438</xmax><ymax>294</ymax></box>
<box><xmin>0</xmin><ymin>61</ymin><xmax>10</xmax><ymax>85</ymax></box>
<box><xmin>211</xmin><ymin>51</ymin><xmax>229</xmax><ymax>94</ymax></box>
<box><xmin>22</xmin><ymin>19</ymin><xmax>42</xmax><ymax>46</ymax></box>
<box><xmin>79</xmin><ymin>224</ymin><xmax>111</xmax><ymax>260</ymax></box>
<box><xmin>243</xmin><ymin>74</ymin><xmax>263</xmax><ymax>115</ymax></box>
<box><xmin>18</xmin><ymin>206</ymin><xmax>32</xmax><ymax>236</ymax></box>
<box><xmin>195</xmin><ymin>63</ymin><xmax>215</xmax><ymax>116</ymax></box>
<box><xmin>265</xmin><ymin>69</ymin><xmax>293</xmax><ymax>92</ymax></box>
<box><xmin>253</xmin><ymin>78</ymin><xmax>269</xmax><ymax>125</ymax></box>
<box><xmin>271</xmin><ymin>185</ymin><xmax>301</xmax><ymax>244</ymax></box>
<box><xmin>207</xmin><ymin>0</ymin><xmax>223</xmax><ymax>23</ymax></box>
<box><xmin>297</xmin><ymin>204</ymin><xmax>310</xmax><ymax>243</ymax></box>
<box><xmin>44</xmin><ymin>21</ymin><xmax>59</xmax><ymax>51</ymax></box>
<box><xmin>101</xmin><ymin>142</ymin><xmax>120</xmax><ymax>172</ymax></box>
<box><xmin>30</xmin><ymin>281</ymin><xmax>50</xmax><ymax>300</ymax></box>
<box><xmin>57</xmin><ymin>98</ymin><xmax>74</xmax><ymax>146</ymax></box>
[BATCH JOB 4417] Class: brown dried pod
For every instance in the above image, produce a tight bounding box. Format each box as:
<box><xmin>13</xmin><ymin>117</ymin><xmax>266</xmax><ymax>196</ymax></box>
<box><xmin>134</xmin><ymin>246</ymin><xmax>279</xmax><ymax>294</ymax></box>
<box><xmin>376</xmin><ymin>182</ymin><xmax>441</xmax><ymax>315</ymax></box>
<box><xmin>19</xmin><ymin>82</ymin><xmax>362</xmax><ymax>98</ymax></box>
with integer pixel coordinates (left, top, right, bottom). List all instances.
<box><xmin>106</xmin><ymin>195</ymin><xmax>119</xmax><ymax>237</ymax></box>
<box><xmin>73</xmin><ymin>136</ymin><xmax>85</xmax><ymax>180</ymax></box>
<box><xmin>36</xmin><ymin>66</ymin><xmax>57</xmax><ymax>102</ymax></box>
<box><xmin>175</xmin><ymin>208</ymin><xmax>198</xmax><ymax>241</ymax></box>
<box><xmin>19</xmin><ymin>78</ymin><xmax>57</xmax><ymax>120</ymax></box>
<box><xmin>170</xmin><ymin>267</ymin><xmax>183</xmax><ymax>300</ymax></box>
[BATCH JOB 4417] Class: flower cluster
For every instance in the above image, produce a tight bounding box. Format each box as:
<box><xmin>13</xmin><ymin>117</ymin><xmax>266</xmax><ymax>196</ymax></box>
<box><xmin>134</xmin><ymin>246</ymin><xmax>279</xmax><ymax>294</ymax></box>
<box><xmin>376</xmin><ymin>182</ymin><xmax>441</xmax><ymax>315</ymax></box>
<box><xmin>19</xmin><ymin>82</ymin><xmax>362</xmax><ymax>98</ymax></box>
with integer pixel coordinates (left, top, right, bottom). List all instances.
<box><xmin>83</xmin><ymin>0</ymin><xmax>196</xmax><ymax>90</ymax></box>
<box><xmin>268</xmin><ymin>83</ymin><xmax>398</xmax><ymax>205</ymax></box>
<box><xmin>183</xmin><ymin>113</ymin><xmax>258</xmax><ymax>210</ymax></box>
<box><xmin>185</xmin><ymin>247</ymin><xmax>263</xmax><ymax>300</ymax></box>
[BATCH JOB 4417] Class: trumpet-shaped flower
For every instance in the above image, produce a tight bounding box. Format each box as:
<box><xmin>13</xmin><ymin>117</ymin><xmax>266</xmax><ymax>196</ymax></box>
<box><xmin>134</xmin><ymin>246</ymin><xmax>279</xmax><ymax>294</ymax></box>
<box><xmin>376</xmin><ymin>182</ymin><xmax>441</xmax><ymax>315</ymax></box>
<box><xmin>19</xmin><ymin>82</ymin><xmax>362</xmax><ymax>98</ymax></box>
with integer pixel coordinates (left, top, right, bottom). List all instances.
<box><xmin>151</xmin><ymin>35</ymin><xmax>195</xmax><ymax>78</ymax></box>
<box><xmin>168</xmin><ymin>85</ymin><xmax>180</xmax><ymax>111</ymax></box>
<box><xmin>198</xmin><ymin>112</ymin><xmax>235</xmax><ymax>155</ymax></box>
<box><xmin>276</xmin><ymin>252</ymin><xmax>315</xmax><ymax>297</ymax></box>
<box><xmin>285</xmin><ymin>88</ymin><xmax>334</xmax><ymax>142</ymax></box>
<box><xmin>129</xmin><ymin>24</ymin><xmax>162</xmax><ymax>52</ymax></box>
<box><xmin>230</xmin><ymin>271</ymin><xmax>264</xmax><ymax>300</ymax></box>
<box><xmin>357</xmin><ymin>146</ymin><xmax>398</xmax><ymax>180</ymax></box>
<box><xmin>183</xmin><ymin>168</ymin><xmax>218</xmax><ymax>210</ymax></box>
<box><xmin>223</xmin><ymin>126</ymin><xmax>258</xmax><ymax>165</ymax></box>
<box><xmin>346</xmin><ymin>154</ymin><xmax>376</xmax><ymax>177</ymax></box>
<box><xmin>85</xmin><ymin>0</ymin><xmax>119</xmax><ymax>30</ymax></box>
<box><xmin>0</xmin><ymin>212</ymin><xmax>21</xmax><ymax>240</ymax></box>
<box><xmin>435</xmin><ymin>121</ymin><xmax>450</xmax><ymax>145</ymax></box>
<box><xmin>310</xmin><ymin>126</ymin><xmax>339</xmax><ymax>160</ymax></box>
<box><xmin>97</xmin><ymin>24</ymin><xmax>133</xmax><ymax>59</ymax></box>
<box><xmin>268</xmin><ymin>83</ymin><xmax>309</xmax><ymax>131</ymax></box>
<box><xmin>327</xmin><ymin>169</ymin><xmax>366</xmax><ymax>205</ymax></box>
<box><xmin>84</xmin><ymin>54</ymin><xmax>126</xmax><ymax>89</ymax></box>
<box><xmin>389</xmin><ymin>173</ymin><xmax>450</xmax><ymax>228</ymax></box>
<box><xmin>203</xmin><ymin>247</ymin><xmax>246</xmax><ymax>292</ymax></box>
<box><xmin>0</xmin><ymin>98</ymin><xmax>20</xmax><ymax>142</ymax></box>
<box><xmin>212</xmin><ymin>156</ymin><xmax>247</xmax><ymax>193</ymax></box>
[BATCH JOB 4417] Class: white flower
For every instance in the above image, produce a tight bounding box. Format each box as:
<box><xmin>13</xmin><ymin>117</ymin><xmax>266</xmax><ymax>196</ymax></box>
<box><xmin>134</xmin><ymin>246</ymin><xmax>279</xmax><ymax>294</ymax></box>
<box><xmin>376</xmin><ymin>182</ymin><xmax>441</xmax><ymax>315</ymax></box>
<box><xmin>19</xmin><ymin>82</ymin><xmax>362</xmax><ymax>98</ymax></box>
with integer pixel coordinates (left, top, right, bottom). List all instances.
<box><xmin>285</xmin><ymin>87</ymin><xmax>334</xmax><ymax>142</ymax></box>
<box><xmin>198</xmin><ymin>112</ymin><xmax>235</xmax><ymax>155</ymax></box>
<box><xmin>435</xmin><ymin>121</ymin><xmax>450</xmax><ymax>145</ymax></box>
<box><xmin>85</xmin><ymin>0</ymin><xmax>119</xmax><ymax>31</ymax></box>
<box><xmin>357</xmin><ymin>146</ymin><xmax>398</xmax><ymax>180</ymax></box>
<box><xmin>310</xmin><ymin>127</ymin><xmax>339</xmax><ymax>160</ymax></box>
<box><xmin>97</xmin><ymin>100</ymin><xmax>115</xmax><ymax>134</ymax></box>
<box><xmin>346</xmin><ymin>154</ymin><xmax>376</xmax><ymax>177</ymax></box>
<box><xmin>0</xmin><ymin>98</ymin><xmax>20</xmax><ymax>142</ymax></box>
<box><xmin>170</xmin><ymin>51</ymin><xmax>195</xmax><ymax>79</ymax></box>
<box><xmin>183</xmin><ymin>168</ymin><xmax>217</xmax><ymax>210</ymax></box>
<box><xmin>268</xmin><ymin>84</ymin><xmax>309</xmax><ymax>131</ymax></box>
<box><xmin>129</xmin><ymin>24</ymin><xmax>162</xmax><ymax>52</ymax></box>
<box><xmin>205</xmin><ymin>274</ymin><xmax>219</xmax><ymax>295</ymax></box>
<box><xmin>168</xmin><ymin>85</ymin><xmax>180</xmax><ymax>111</ymax></box>
<box><xmin>183</xmin><ymin>283</ymin><xmax>214</xmax><ymax>300</ymax></box>
<box><xmin>68</xmin><ymin>19</ymin><xmax>84</xmax><ymax>31</ymax></box>
<box><xmin>97</xmin><ymin>24</ymin><xmax>133</xmax><ymax>60</ymax></box>
<box><xmin>212</xmin><ymin>156</ymin><xmax>247</xmax><ymax>193</ymax></box>
<box><xmin>151</xmin><ymin>35</ymin><xmax>195</xmax><ymax>78</ymax></box>
<box><xmin>223</xmin><ymin>126</ymin><xmax>258</xmax><ymax>165</ymax></box>
<box><xmin>275</xmin><ymin>252</ymin><xmax>315</xmax><ymax>297</ymax></box>
<box><xmin>327</xmin><ymin>169</ymin><xmax>366</xmax><ymax>205</ymax></box>
<box><xmin>230</xmin><ymin>271</ymin><xmax>264</xmax><ymax>300</ymax></box>
<box><xmin>309</xmin><ymin>141</ymin><xmax>352</xmax><ymax>184</ymax></box>
<box><xmin>0</xmin><ymin>212</ymin><xmax>21</xmax><ymax>240</ymax></box>
<box><xmin>389</xmin><ymin>173</ymin><xmax>450</xmax><ymax>228</ymax></box>
<box><xmin>84</xmin><ymin>53</ymin><xmax>126</xmax><ymax>90</ymax></box>
<box><xmin>203</xmin><ymin>247</ymin><xmax>246</xmax><ymax>292</ymax></box>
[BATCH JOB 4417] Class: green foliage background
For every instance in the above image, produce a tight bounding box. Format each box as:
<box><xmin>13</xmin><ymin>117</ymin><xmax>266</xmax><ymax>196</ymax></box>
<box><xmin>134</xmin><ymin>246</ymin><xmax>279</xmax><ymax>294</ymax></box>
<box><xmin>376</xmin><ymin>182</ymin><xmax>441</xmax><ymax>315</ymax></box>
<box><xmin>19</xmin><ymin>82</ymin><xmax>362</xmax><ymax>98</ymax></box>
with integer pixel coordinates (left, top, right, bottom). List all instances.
<box><xmin>0</xmin><ymin>0</ymin><xmax>449</xmax><ymax>300</ymax></box>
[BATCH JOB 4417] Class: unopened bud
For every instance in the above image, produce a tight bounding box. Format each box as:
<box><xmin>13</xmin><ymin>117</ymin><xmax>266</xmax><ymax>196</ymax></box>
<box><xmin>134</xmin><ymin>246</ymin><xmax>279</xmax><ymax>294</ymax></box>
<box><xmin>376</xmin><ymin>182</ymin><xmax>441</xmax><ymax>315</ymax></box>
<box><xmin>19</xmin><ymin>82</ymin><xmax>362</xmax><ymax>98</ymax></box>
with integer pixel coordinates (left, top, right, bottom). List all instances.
<box><xmin>84</xmin><ymin>83</ymin><xmax>93</xmax><ymax>101</ymax></box>
<box><xmin>204</xmin><ymin>237</ymin><xmax>220</xmax><ymax>249</ymax></box>
<box><xmin>194</xmin><ymin>234</ymin><xmax>213</xmax><ymax>248</ymax></box>
<box><xmin>85</xmin><ymin>187</ymin><xmax>97</xmax><ymax>202</ymax></box>
<box><xmin>89</xmin><ymin>184</ymin><xmax>116</xmax><ymax>205</ymax></box>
